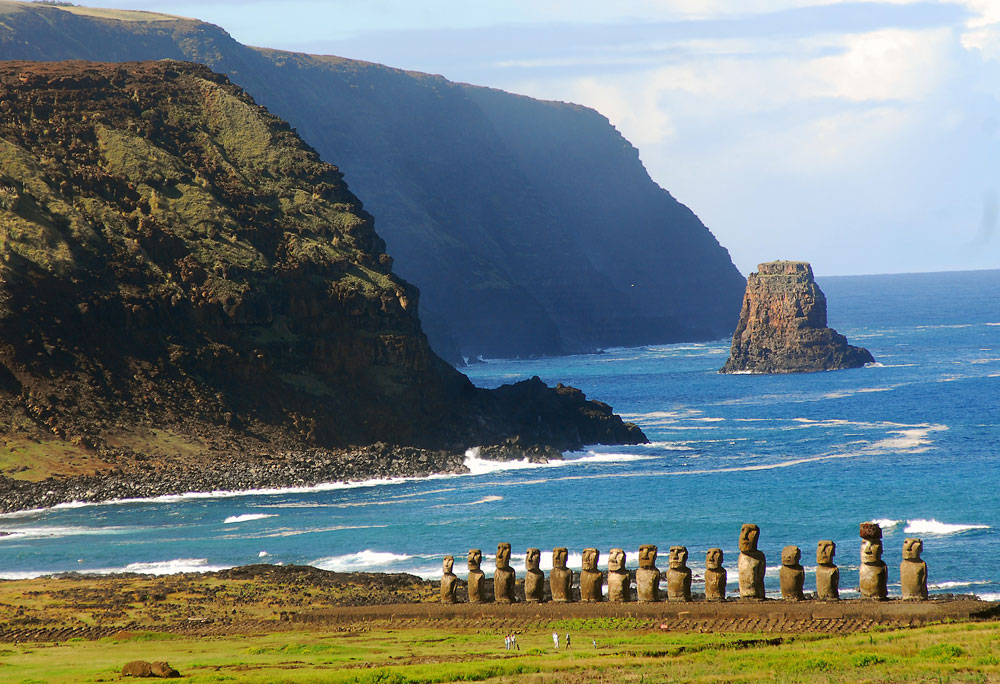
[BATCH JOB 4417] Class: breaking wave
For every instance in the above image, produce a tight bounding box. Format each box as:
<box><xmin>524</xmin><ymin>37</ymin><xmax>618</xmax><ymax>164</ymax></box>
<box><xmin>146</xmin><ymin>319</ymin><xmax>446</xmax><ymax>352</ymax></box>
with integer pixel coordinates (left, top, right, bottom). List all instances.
<box><xmin>223</xmin><ymin>513</ymin><xmax>277</xmax><ymax>524</ymax></box>
<box><xmin>903</xmin><ymin>519</ymin><xmax>990</xmax><ymax>536</ymax></box>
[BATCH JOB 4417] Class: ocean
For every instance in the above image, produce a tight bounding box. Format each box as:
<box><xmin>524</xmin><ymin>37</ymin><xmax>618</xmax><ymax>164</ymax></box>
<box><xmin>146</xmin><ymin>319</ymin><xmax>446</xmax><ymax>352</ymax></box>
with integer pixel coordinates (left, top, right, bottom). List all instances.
<box><xmin>0</xmin><ymin>269</ymin><xmax>997</xmax><ymax>600</ymax></box>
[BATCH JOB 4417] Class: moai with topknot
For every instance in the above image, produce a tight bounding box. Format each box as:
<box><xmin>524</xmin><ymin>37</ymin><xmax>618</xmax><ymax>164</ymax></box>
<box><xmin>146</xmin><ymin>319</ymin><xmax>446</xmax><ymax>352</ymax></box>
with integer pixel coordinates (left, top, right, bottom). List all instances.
<box><xmin>738</xmin><ymin>524</ymin><xmax>766</xmax><ymax>599</ymax></box>
<box><xmin>607</xmin><ymin>548</ymin><xmax>631</xmax><ymax>602</ymax></box>
<box><xmin>550</xmin><ymin>547</ymin><xmax>574</xmax><ymax>602</ymax></box>
<box><xmin>636</xmin><ymin>544</ymin><xmax>661</xmax><ymax>602</ymax></box>
<box><xmin>667</xmin><ymin>546</ymin><xmax>692</xmax><ymax>601</ymax></box>
<box><xmin>815</xmin><ymin>540</ymin><xmax>840</xmax><ymax>600</ymax></box>
<box><xmin>779</xmin><ymin>545</ymin><xmax>805</xmax><ymax>601</ymax></box>
<box><xmin>900</xmin><ymin>538</ymin><xmax>928</xmax><ymax>600</ymax></box>
<box><xmin>524</xmin><ymin>548</ymin><xmax>545</xmax><ymax>603</ymax></box>
<box><xmin>494</xmin><ymin>542</ymin><xmax>516</xmax><ymax>603</ymax></box>
<box><xmin>704</xmin><ymin>548</ymin><xmax>727</xmax><ymax>601</ymax></box>
<box><xmin>467</xmin><ymin>549</ymin><xmax>487</xmax><ymax>603</ymax></box>
<box><xmin>580</xmin><ymin>548</ymin><xmax>604</xmax><ymax>602</ymax></box>
<box><xmin>440</xmin><ymin>555</ymin><xmax>458</xmax><ymax>603</ymax></box>
<box><xmin>859</xmin><ymin>522</ymin><xmax>888</xmax><ymax>600</ymax></box>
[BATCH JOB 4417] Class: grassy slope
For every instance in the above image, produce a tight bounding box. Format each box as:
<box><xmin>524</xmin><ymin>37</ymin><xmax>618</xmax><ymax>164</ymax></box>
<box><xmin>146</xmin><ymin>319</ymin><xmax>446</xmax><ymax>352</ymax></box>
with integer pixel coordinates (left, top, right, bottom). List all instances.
<box><xmin>0</xmin><ymin>621</ymin><xmax>998</xmax><ymax>683</ymax></box>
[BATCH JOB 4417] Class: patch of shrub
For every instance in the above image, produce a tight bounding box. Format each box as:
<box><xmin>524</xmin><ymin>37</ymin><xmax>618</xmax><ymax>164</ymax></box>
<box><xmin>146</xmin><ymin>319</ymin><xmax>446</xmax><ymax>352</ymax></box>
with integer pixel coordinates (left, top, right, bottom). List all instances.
<box><xmin>853</xmin><ymin>653</ymin><xmax>886</xmax><ymax>667</ymax></box>
<box><xmin>920</xmin><ymin>643</ymin><xmax>966</xmax><ymax>661</ymax></box>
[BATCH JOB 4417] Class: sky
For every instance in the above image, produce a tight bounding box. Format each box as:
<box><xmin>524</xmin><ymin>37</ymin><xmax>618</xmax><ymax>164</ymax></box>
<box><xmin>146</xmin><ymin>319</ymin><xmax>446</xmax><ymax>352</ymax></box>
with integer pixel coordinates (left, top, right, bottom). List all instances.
<box><xmin>71</xmin><ymin>0</ymin><xmax>1000</xmax><ymax>276</ymax></box>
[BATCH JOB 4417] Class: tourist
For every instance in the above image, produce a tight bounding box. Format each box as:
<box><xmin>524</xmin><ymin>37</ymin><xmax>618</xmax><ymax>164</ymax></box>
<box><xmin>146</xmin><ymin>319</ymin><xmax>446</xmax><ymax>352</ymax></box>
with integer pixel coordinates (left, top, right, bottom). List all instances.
<box><xmin>552</xmin><ymin>631</ymin><xmax>559</xmax><ymax>649</ymax></box>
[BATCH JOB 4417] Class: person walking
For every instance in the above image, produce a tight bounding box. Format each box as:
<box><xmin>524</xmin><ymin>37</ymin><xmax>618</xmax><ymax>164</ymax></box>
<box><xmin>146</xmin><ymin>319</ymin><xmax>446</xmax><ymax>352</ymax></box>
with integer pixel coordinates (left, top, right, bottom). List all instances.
<box><xmin>565</xmin><ymin>633</ymin><xmax>571</xmax><ymax>650</ymax></box>
<box><xmin>512</xmin><ymin>634</ymin><xmax>519</xmax><ymax>651</ymax></box>
<box><xmin>504</xmin><ymin>634</ymin><xmax>510</xmax><ymax>650</ymax></box>
<box><xmin>552</xmin><ymin>631</ymin><xmax>559</xmax><ymax>649</ymax></box>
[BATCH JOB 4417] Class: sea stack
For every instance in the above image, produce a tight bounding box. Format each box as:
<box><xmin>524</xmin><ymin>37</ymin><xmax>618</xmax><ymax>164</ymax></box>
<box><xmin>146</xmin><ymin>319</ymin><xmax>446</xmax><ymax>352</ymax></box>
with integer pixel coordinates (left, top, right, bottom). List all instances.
<box><xmin>721</xmin><ymin>261</ymin><xmax>874</xmax><ymax>373</ymax></box>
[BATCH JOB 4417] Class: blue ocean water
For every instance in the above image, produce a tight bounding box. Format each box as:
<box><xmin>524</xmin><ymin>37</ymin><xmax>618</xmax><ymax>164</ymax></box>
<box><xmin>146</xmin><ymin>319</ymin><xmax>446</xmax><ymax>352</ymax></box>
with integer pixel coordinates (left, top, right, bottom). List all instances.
<box><xmin>0</xmin><ymin>270</ymin><xmax>997</xmax><ymax>600</ymax></box>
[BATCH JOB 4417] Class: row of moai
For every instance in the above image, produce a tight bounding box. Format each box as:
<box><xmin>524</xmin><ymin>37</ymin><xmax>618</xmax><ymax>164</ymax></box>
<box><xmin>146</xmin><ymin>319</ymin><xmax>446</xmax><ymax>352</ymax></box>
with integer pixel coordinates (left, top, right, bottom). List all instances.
<box><xmin>440</xmin><ymin>523</ymin><xmax>928</xmax><ymax>603</ymax></box>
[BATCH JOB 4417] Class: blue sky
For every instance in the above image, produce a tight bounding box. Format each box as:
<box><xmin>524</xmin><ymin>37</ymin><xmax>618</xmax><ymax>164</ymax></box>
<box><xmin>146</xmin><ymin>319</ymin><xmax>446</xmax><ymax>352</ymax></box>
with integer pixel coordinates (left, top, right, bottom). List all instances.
<box><xmin>73</xmin><ymin>1</ymin><xmax>1000</xmax><ymax>276</ymax></box>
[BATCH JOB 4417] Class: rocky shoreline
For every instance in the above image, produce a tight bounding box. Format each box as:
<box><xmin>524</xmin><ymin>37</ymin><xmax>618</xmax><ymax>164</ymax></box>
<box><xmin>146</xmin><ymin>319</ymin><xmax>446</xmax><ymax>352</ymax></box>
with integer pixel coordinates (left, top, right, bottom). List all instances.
<box><xmin>0</xmin><ymin>441</ymin><xmax>560</xmax><ymax>514</ymax></box>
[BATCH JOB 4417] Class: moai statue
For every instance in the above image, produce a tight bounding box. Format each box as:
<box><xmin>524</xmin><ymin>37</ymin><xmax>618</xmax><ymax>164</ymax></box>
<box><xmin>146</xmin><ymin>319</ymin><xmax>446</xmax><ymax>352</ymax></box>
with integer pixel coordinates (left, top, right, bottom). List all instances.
<box><xmin>859</xmin><ymin>522</ymin><xmax>888</xmax><ymax>600</ymax></box>
<box><xmin>580</xmin><ymin>548</ymin><xmax>604</xmax><ymax>602</ymax></box>
<box><xmin>636</xmin><ymin>544</ymin><xmax>661</xmax><ymax>602</ymax></box>
<box><xmin>524</xmin><ymin>548</ymin><xmax>545</xmax><ymax>603</ymax></box>
<box><xmin>467</xmin><ymin>548</ymin><xmax>487</xmax><ymax>603</ymax></box>
<box><xmin>900</xmin><ymin>538</ymin><xmax>928</xmax><ymax>600</ymax></box>
<box><xmin>666</xmin><ymin>546</ymin><xmax>692</xmax><ymax>601</ymax></box>
<box><xmin>494</xmin><ymin>542</ymin><xmax>516</xmax><ymax>604</ymax></box>
<box><xmin>779</xmin><ymin>546</ymin><xmax>805</xmax><ymax>601</ymax></box>
<box><xmin>440</xmin><ymin>555</ymin><xmax>458</xmax><ymax>604</ymax></box>
<box><xmin>815</xmin><ymin>540</ymin><xmax>840</xmax><ymax>601</ymax></box>
<box><xmin>606</xmin><ymin>548</ymin><xmax>631</xmax><ymax>602</ymax></box>
<box><xmin>704</xmin><ymin>548</ymin><xmax>727</xmax><ymax>601</ymax></box>
<box><xmin>738</xmin><ymin>523</ymin><xmax>766</xmax><ymax>600</ymax></box>
<box><xmin>550</xmin><ymin>547</ymin><xmax>574</xmax><ymax>602</ymax></box>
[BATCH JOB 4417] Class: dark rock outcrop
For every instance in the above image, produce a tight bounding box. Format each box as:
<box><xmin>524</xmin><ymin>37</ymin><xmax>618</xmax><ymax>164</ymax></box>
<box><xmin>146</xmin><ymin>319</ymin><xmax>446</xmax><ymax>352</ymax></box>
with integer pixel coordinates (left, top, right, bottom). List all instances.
<box><xmin>0</xmin><ymin>1</ymin><xmax>746</xmax><ymax>361</ymax></box>
<box><xmin>720</xmin><ymin>261</ymin><xmax>874</xmax><ymax>374</ymax></box>
<box><xmin>0</xmin><ymin>59</ymin><xmax>644</xmax><ymax>510</ymax></box>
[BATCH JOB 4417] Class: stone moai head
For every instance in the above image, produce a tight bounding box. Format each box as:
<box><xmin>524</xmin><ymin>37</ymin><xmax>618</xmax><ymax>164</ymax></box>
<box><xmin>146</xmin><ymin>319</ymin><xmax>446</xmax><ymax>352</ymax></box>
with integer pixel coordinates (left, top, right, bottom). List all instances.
<box><xmin>903</xmin><ymin>538</ymin><xmax>923</xmax><ymax>561</ymax></box>
<box><xmin>639</xmin><ymin>544</ymin><xmax>658</xmax><ymax>569</ymax></box>
<box><xmin>739</xmin><ymin>524</ymin><xmax>760</xmax><ymax>552</ymax></box>
<box><xmin>816</xmin><ymin>540</ymin><xmax>836</xmax><ymax>566</ymax></box>
<box><xmin>861</xmin><ymin>539</ymin><xmax>883</xmax><ymax>564</ymax></box>
<box><xmin>781</xmin><ymin>545</ymin><xmax>801</xmax><ymax>567</ymax></box>
<box><xmin>608</xmin><ymin>548</ymin><xmax>626</xmax><ymax>572</ymax></box>
<box><xmin>496</xmin><ymin>542</ymin><xmax>512</xmax><ymax>569</ymax></box>
<box><xmin>582</xmin><ymin>548</ymin><xmax>600</xmax><ymax>571</ymax></box>
<box><xmin>706</xmin><ymin>548</ymin><xmax>724</xmax><ymax>569</ymax></box>
<box><xmin>443</xmin><ymin>555</ymin><xmax>454</xmax><ymax>574</ymax></box>
<box><xmin>668</xmin><ymin>546</ymin><xmax>688</xmax><ymax>569</ymax></box>
<box><xmin>525</xmin><ymin>548</ymin><xmax>541</xmax><ymax>571</ymax></box>
<box><xmin>553</xmin><ymin>547</ymin><xmax>569</xmax><ymax>569</ymax></box>
<box><xmin>467</xmin><ymin>549</ymin><xmax>482</xmax><ymax>571</ymax></box>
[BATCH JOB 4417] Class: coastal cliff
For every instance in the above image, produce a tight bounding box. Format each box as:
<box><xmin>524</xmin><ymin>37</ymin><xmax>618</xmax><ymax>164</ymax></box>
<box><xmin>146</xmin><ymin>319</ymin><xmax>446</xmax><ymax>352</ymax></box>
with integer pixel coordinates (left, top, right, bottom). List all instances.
<box><xmin>720</xmin><ymin>261</ymin><xmax>875</xmax><ymax>374</ymax></box>
<box><xmin>0</xmin><ymin>60</ymin><xmax>643</xmax><ymax>511</ymax></box>
<box><xmin>0</xmin><ymin>0</ymin><xmax>745</xmax><ymax>361</ymax></box>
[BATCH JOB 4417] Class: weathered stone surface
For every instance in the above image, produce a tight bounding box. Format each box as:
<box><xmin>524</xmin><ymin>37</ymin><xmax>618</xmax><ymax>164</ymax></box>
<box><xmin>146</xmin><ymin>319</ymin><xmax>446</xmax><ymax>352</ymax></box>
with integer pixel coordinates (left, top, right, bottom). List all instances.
<box><xmin>122</xmin><ymin>661</ymin><xmax>153</xmax><ymax>677</ymax></box>
<box><xmin>721</xmin><ymin>261</ymin><xmax>874</xmax><ymax>374</ymax></box>
<box><xmin>550</xmin><ymin>548</ymin><xmax>574</xmax><ymax>603</ymax></box>
<box><xmin>704</xmin><ymin>548</ymin><xmax>727</xmax><ymax>601</ymax></box>
<box><xmin>860</xmin><ymin>538</ymin><xmax>888</xmax><ymax>601</ymax></box>
<box><xmin>779</xmin><ymin>546</ymin><xmax>805</xmax><ymax>601</ymax></box>
<box><xmin>860</xmin><ymin>522</ymin><xmax>883</xmax><ymax>540</ymax></box>
<box><xmin>467</xmin><ymin>549</ymin><xmax>487</xmax><ymax>603</ymax></box>
<box><xmin>636</xmin><ymin>544</ymin><xmax>661</xmax><ymax>603</ymax></box>
<box><xmin>606</xmin><ymin>548</ymin><xmax>631</xmax><ymax>602</ymax></box>
<box><xmin>151</xmin><ymin>662</ymin><xmax>180</xmax><ymax>678</ymax></box>
<box><xmin>494</xmin><ymin>542</ymin><xmax>516</xmax><ymax>604</ymax></box>
<box><xmin>667</xmin><ymin>546</ymin><xmax>692</xmax><ymax>602</ymax></box>
<box><xmin>580</xmin><ymin>548</ymin><xmax>603</xmax><ymax>602</ymax></box>
<box><xmin>901</xmin><ymin>538</ymin><xmax>928</xmax><ymax>600</ymax></box>
<box><xmin>738</xmin><ymin>524</ymin><xmax>766</xmax><ymax>600</ymax></box>
<box><xmin>524</xmin><ymin>548</ymin><xmax>545</xmax><ymax>603</ymax></box>
<box><xmin>440</xmin><ymin>556</ymin><xmax>458</xmax><ymax>604</ymax></box>
<box><xmin>815</xmin><ymin>540</ymin><xmax>840</xmax><ymax>601</ymax></box>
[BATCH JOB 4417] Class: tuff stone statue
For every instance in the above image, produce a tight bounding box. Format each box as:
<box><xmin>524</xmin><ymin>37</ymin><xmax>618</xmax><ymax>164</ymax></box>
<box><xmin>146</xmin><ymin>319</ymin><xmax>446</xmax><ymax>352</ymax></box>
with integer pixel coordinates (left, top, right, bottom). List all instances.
<box><xmin>607</xmin><ymin>548</ymin><xmax>631</xmax><ymax>602</ymax></box>
<box><xmin>815</xmin><ymin>540</ymin><xmax>840</xmax><ymax>600</ymax></box>
<box><xmin>494</xmin><ymin>542</ymin><xmax>516</xmax><ymax>603</ymax></box>
<box><xmin>580</xmin><ymin>548</ymin><xmax>604</xmax><ymax>602</ymax></box>
<box><xmin>900</xmin><ymin>538</ymin><xmax>928</xmax><ymax>600</ymax></box>
<box><xmin>467</xmin><ymin>549</ymin><xmax>487</xmax><ymax>603</ymax></box>
<box><xmin>859</xmin><ymin>523</ymin><xmax>888</xmax><ymax>600</ymax></box>
<box><xmin>440</xmin><ymin>555</ymin><xmax>458</xmax><ymax>603</ymax></box>
<box><xmin>636</xmin><ymin>544</ymin><xmax>661</xmax><ymax>602</ymax></box>
<box><xmin>524</xmin><ymin>548</ymin><xmax>545</xmax><ymax>603</ymax></box>
<box><xmin>550</xmin><ymin>547</ymin><xmax>574</xmax><ymax>602</ymax></box>
<box><xmin>704</xmin><ymin>548</ymin><xmax>727</xmax><ymax>601</ymax></box>
<box><xmin>738</xmin><ymin>524</ymin><xmax>766</xmax><ymax>599</ymax></box>
<box><xmin>779</xmin><ymin>545</ymin><xmax>805</xmax><ymax>601</ymax></box>
<box><xmin>666</xmin><ymin>546</ymin><xmax>692</xmax><ymax>601</ymax></box>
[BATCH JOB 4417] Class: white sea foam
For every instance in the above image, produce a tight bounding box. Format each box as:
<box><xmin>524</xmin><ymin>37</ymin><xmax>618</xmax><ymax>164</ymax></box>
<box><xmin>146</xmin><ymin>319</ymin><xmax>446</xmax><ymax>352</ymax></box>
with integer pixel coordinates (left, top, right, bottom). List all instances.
<box><xmin>903</xmin><ymin>519</ymin><xmax>990</xmax><ymax>535</ymax></box>
<box><xmin>977</xmin><ymin>593</ymin><xmax>1000</xmax><ymax>601</ymax></box>
<box><xmin>986</xmin><ymin>322</ymin><xmax>1000</xmax><ymax>326</ymax></box>
<box><xmin>928</xmin><ymin>580</ymin><xmax>993</xmax><ymax>590</ymax></box>
<box><xmin>870</xmin><ymin>519</ymin><xmax>903</xmax><ymax>530</ymax></box>
<box><xmin>223</xmin><ymin>513</ymin><xmax>277</xmax><ymax>524</ymax></box>
<box><xmin>313</xmin><ymin>550</ymin><xmax>413</xmax><ymax>572</ymax></box>
<box><xmin>431</xmin><ymin>495</ymin><xmax>503</xmax><ymax>508</ymax></box>
<box><xmin>0</xmin><ymin>525</ymin><xmax>137</xmax><ymax>541</ymax></box>
<box><xmin>118</xmin><ymin>558</ymin><xmax>229</xmax><ymax>575</ymax></box>
<box><xmin>258</xmin><ymin>550</ymin><xmax>269</xmax><ymax>558</ymax></box>
<box><xmin>462</xmin><ymin>448</ymin><xmax>652</xmax><ymax>476</ymax></box>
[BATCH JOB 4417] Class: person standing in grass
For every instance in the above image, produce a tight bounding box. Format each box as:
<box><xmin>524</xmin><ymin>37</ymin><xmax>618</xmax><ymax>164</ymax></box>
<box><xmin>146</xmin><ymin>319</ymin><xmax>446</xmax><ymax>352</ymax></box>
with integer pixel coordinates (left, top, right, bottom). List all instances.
<box><xmin>565</xmin><ymin>633</ymin><xmax>571</xmax><ymax>650</ymax></box>
<box><xmin>552</xmin><ymin>631</ymin><xmax>559</xmax><ymax>649</ymax></box>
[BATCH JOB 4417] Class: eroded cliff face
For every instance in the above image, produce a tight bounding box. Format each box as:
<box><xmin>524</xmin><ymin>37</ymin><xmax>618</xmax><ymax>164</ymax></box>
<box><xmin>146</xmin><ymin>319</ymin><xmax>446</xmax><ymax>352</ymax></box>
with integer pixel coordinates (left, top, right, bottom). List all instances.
<box><xmin>0</xmin><ymin>1</ymin><xmax>745</xmax><ymax>361</ymax></box>
<box><xmin>720</xmin><ymin>261</ymin><xmax>874</xmax><ymax>374</ymax></box>
<box><xmin>0</xmin><ymin>60</ymin><xmax>643</xmax><ymax>476</ymax></box>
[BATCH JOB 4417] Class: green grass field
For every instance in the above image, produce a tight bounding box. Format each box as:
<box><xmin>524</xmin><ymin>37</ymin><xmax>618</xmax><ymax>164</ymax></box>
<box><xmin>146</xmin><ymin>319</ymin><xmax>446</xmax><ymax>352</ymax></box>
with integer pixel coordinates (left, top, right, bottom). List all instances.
<box><xmin>2</xmin><ymin>619</ymin><xmax>999</xmax><ymax>683</ymax></box>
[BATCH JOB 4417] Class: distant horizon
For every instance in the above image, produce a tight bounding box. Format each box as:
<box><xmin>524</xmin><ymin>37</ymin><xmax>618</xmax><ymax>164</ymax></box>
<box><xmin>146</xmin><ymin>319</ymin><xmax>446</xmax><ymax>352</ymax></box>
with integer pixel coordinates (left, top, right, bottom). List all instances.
<box><xmin>49</xmin><ymin>0</ymin><xmax>1000</xmax><ymax>276</ymax></box>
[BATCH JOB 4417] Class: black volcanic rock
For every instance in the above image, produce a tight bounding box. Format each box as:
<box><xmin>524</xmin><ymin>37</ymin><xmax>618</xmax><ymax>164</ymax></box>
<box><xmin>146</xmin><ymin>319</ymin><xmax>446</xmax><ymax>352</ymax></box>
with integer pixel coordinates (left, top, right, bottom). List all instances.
<box><xmin>0</xmin><ymin>59</ymin><xmax>644</xmax><ymax>483</ymax></box>
<box><xmin>721</xmin><ymin>261</ymin><xmax>875</xmax><ymax>374</ymax></box>
<box><xmin>0</xmin><ymin>1</ymin><xmax>745</xmax><ymax>361</ymax></box>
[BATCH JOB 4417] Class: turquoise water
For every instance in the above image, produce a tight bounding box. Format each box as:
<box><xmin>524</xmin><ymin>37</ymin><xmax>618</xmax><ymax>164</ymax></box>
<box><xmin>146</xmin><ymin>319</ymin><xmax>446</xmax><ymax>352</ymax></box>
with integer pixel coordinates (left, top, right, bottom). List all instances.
<box><xmin>0</xmin><ymin>270</ymin><xmax>997</xmax><ymax>599</ymax></box>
